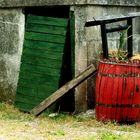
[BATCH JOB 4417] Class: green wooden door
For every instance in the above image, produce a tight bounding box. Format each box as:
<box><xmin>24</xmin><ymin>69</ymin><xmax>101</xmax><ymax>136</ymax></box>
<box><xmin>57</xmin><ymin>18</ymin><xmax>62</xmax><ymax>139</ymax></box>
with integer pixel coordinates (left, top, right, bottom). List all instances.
<box><xmin>15</xmin><ymin>15</ymin><xmax>69</xmax><ymax>112</ymax></box>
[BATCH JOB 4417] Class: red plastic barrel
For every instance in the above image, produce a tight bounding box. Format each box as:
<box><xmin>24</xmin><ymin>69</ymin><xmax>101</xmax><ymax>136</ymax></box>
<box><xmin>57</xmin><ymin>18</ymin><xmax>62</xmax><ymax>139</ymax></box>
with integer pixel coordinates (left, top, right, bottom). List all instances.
<box><xmin>95</xmin><ymin>60</ymin><xmax>140</xmax><ymax>123</ymax></box>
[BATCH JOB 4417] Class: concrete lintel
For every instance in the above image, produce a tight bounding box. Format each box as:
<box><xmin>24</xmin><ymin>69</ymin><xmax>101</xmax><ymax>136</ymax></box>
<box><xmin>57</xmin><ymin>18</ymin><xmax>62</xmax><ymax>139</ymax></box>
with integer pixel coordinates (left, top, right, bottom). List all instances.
<box><xmin>0</xmin><ymin>0</ymin><xmax>140</xmax><ymax>8</ymax></box>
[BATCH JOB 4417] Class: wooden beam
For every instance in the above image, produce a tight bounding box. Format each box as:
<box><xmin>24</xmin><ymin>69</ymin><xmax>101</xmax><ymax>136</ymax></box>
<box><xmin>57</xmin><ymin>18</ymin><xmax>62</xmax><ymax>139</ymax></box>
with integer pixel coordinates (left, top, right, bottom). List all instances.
<box><xmin>85</xmin><ymin>14</ymin><xmax>139</xmax><ymax>27</ymax></box>
<box><xmin>101</xmin><ymin>22</ymin><xmax>108</xmax><ymax>59</ymax></box>
<box><xmin>127</xmin><ymin>18</ymin><xmax>133</xmax><ymax>58</ymax></box>
<box><xmin>106</xmin><ymin>25</ymin><xmax>129</xmax><ymax>33</ymax></box>
<box><xmin>30</xmin><ymin>64</ymin><xmax>97</xmax><ymax>116</ymax></box>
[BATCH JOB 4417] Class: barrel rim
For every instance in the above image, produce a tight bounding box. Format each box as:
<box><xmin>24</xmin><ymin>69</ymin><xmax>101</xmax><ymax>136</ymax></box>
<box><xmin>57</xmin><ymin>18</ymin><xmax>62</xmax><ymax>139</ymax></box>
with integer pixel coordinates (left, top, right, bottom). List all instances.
<box><xmin>99</xmin><ymin>60</ymin><xmax>140</xmax><ymax>67</ymax></box>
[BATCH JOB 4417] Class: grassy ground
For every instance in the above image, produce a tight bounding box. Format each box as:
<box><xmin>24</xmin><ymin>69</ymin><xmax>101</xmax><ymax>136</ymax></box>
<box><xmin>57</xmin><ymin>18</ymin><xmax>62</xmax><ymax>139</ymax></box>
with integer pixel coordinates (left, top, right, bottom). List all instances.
<box><xmin>0</xmin><ymin>103</ymin><xmax>139</xmax><ymax>140</ymax></box>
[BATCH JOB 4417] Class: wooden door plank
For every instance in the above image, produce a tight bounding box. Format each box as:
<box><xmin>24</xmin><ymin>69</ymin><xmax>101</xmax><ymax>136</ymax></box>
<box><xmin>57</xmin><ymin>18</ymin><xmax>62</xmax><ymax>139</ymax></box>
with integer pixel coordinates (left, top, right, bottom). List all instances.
<box><xmin>24</xmin><ymin>40</ymin><xmax>64</xmax><ymax>52</ymax></box>
<box><xmin>25</xmin><ymin>32</ymin><xmax>66</xmax><ymax>44</ymax></box>
<box><xmin>20</xmin><ymin>63</ymin><xmax>61</xmax><ymax>76</ymax></box>
<box><xmin>21</xmin><ymin>55</ymin><xmax>63</xmax><ymax>69</ymax></box>
<box><xmin>22</xmin><ymin>47</ymin><xmax>63</xmax><ymax>60</ymax></box>
<box><xmin>27</xmin><ymin>15</ymin><xmax>68</xmax><ymax>27</ymax></box>
<box><xmin>26</xmin><ymin>23</ymin><xmax>67</xmax><ymax>35</ymax></box>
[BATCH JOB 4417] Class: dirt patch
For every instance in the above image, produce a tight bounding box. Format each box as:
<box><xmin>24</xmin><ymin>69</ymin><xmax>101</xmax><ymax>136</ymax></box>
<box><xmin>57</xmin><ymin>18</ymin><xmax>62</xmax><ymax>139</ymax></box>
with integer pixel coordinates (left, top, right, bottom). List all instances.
<box><xmin>0</xmin><ymin>103</ymin><xmax>139</xmax><ymax>140</ymax></box>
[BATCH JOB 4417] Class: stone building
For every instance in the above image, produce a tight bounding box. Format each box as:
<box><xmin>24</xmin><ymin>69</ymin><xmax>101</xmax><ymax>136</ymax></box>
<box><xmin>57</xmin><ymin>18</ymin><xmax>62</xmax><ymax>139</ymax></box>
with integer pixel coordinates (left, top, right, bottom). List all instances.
<box><xmin>0</xmin><ymin>0</ymin><xmax>140</xmax><ymax>113</ymax></box>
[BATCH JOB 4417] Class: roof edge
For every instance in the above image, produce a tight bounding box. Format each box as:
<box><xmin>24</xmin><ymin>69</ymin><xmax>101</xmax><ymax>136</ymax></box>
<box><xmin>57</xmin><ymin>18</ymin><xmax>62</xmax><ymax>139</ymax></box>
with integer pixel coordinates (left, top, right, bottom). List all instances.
<box><xmin>0</xmin><ymin>0</ymin><xmax>140</xmax><ymax>8</ymax></box>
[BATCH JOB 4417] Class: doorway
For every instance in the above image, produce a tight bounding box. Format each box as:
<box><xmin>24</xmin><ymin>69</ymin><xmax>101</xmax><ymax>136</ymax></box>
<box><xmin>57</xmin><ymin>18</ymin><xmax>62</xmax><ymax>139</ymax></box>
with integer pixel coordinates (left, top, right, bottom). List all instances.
<box><xmin>15</xmin><ymin>6</ymin><xmax>75</xmax><ymax>113</ymax></box>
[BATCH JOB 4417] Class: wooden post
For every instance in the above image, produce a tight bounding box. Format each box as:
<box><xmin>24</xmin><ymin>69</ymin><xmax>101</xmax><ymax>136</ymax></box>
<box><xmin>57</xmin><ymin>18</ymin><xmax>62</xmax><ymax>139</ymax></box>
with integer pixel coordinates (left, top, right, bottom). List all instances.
<box><xmin>127</xmin><ymin>18</ymin><xmax>133</xmax><ymax>58</ymax></box>
<box><xmin>30</xmin><ymin>64</ymin><xmax>96</xmax><ymax>116</ymax></box>
<box><xmin>101</xmin><ymin>22</ymin><xmax>108</xmax><ymax>59</ymax></box>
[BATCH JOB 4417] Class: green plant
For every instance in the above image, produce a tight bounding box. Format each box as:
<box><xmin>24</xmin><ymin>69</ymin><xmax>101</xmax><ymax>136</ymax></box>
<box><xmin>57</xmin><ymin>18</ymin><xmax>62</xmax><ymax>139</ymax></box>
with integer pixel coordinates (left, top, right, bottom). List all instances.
<box><xmin>117</xmin><ymin>29</ymin><xmax>127</xmax><ymax>60</ymax></box>
<box><xmin>109</xmin><ymin>26</ymin><xmax>131</xmax><ymax>61</ymax></box>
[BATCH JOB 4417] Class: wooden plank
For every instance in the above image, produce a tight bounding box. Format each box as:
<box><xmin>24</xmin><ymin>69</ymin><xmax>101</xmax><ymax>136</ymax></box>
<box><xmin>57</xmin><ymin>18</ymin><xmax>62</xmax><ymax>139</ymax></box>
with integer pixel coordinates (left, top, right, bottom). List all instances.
<box><xmin>16</xmin><ymin>92</ymin><xmax>57</xmax><ymax>112</ymax></box>
<box><xmin>19</xmin><ymin>70</ymin><xmax>60</xmax><ymax>81</ymax></box>
<box><xmin>127</xmin><ymin>18</ymin><xmax>133</xmax><ymax>58</ymax></box>
<box><xmin>20</xmin><ymin>71</ymin><xmax>59</xmax><ymax>80</ymax></box>
<box><xmin>16</xmin><ymin>84</ymin><xmax>58</xmax><ymax>98</ymax></box>
<box><xmin>17</xmin><ymin>81</ymin><xmax>58</xmax><ymax>92</ymax></box>
<box><xmin>20</xmin><ymin>63</ymin><xmax>61</xmax><ymax>77</ymax></box>
<box><xmin>16</xmin><ymin>94</ymin><xmax>43</xmax><ymax>105</ymax></box>
<box><xmin>17</xmin><ymin>87</ymin><xmax>55</xmax><ymax>97</ymax></box>
<box><xmin>22</xmin><ymin>47</ymin><xmax>63</xmax><ymax>60</ymax></box>
<box><xmin>16</xmin><ymin>87</ymin><xmax>37</xmax><ymax>97</ymax></box>
<box><xmin>15</xmin><ymin>101</ymin><xmax>55</xmax><ymax>113</ymax></box>
<box><xmin>24</xmin><ymin>40</ymin><xmax>64</xmax><ymax>52</ymax></box>
<box><xmin>18</xmin><ymin>78</ymin><xmax>59</xmax><ymax>89</ymax></box>
<box><xmin>25</xmin><ymin>32</ymin><xmax>66</xmax><ymax>44</ymax></box>
<box><xmin>30</xmin><ymin>64</ymin><xmax>97</xmax><ymax>116</ymax></box>
<box><xmin>16</xmin><ymin>104</ymin><xmax>35</xmax><ymax>111</ymax></box>
<box><xmin>22</xmin><ymin>51</ymin><xmax>63</xmax><ymax>61</ymax></box>
<box><xmin>27</xmin><ymin>15</ymin><xmax>68</xmax><ymax>27</ymax></box>
<box><xmin>21</xmin><ymin>55</ymin><xmax>63</xmax><ymax>69</ymax></box>
<box><xmin>17</xmin><ymin>77</ymin><xmax>59</xmax><ymax>96</ymax></box>
<box><xmin>15</xmin><ymin>94</ymin><xmax>51</xmax><ymax>103</ymax></box>
<box><xmin>85</xmin><ymin>14</ymin><xmax>138</xmax><ymax>27</ymax></box>
<box><xmin>16</xmin><ymin>91</ymin><xmax>57</xmax><ymax>104</ymax></box>
<box><xmin>26</xmin><ymin>23</ymin><xmax>67</xmax><ymax>35</ymax></box>
<box><xmin>15</xmin><ymin>102</ymin><xmax>34</xmax><ymax>112</ymax></box>
<box><xmin>106</xmin><ymin>25</ymin><xmax>129</xmax><ymax>33</ymax></box>
<box><xmin>101</xmin><ymin>22</ymin><xmax>108</xmax><ymax>59</ymax></box>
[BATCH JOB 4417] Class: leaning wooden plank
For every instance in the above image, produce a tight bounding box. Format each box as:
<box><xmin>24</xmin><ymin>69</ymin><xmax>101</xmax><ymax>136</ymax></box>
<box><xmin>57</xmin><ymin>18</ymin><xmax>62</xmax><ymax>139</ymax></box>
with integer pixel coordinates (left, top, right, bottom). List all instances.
<box><xmin>30</xmin><ymin>64</ymin><xmax>97</xmax><ymax>116</ymax></box>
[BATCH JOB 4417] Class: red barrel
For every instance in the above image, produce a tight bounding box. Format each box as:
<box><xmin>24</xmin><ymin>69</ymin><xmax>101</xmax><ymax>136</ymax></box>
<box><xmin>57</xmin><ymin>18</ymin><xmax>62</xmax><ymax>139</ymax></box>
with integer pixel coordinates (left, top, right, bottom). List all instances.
<box><xmin>95</xmin><ymin>60</ymin><xmax>140</xmax><ymax>123</ymax></box>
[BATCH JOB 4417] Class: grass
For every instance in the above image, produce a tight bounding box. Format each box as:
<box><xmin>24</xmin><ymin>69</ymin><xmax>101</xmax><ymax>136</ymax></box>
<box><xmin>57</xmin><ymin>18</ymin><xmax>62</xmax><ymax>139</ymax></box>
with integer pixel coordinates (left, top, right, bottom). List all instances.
<box><xmin>0</xmin><ymin>102</ymin><xmax>139</xmax><ymax>140</ymax></box>
<box><xmin>0</xmin><ymin>102</ymin><xmax>34</xmax><ymax>121</ymax></box>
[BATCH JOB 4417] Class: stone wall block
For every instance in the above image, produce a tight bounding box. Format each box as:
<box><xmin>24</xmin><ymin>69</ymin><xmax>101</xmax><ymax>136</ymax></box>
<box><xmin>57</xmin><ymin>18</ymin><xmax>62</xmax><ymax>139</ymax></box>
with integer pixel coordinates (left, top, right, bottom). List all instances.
<box><xmin>0</xmin><ymin>9</ymin><xmax>25</xmax><ymax>103</ymax></box>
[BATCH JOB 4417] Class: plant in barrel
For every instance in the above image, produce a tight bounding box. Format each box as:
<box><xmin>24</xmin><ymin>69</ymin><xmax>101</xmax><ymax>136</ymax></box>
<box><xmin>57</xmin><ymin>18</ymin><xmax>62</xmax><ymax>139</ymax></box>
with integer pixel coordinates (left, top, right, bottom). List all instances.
<box><xmin>109</xmin><ymin>27</ymin><xmax>129</xmax><ymax>61</ymax></box>
<box><xmin>108</xmin><ymin>26</ymin><xmax>140</xmax><ymax>62</ymax></box>
<box><xmin>85</xmin><ymin>14</ymin><xmax>140</xmax><ymax>123</ymax></box>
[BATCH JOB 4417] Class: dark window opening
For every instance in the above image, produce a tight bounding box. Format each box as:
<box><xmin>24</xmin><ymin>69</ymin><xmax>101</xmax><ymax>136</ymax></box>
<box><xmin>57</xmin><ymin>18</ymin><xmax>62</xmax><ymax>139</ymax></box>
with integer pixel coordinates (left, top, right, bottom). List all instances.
<box><xmin>25</xmin><ymin>6</ymin><xmax>70</xmax><ymax>18</ymax></box>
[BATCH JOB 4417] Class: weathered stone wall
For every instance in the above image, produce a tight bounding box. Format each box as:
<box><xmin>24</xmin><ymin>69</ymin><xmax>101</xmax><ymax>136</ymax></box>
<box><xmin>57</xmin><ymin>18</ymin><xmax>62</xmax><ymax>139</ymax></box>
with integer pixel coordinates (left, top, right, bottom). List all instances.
<box><xmin>73</xmin><ymin>6</ymin><xmax>88</xmax><ymax>113</ymax></box>
<box><xmin>0</xmin><ymin>9</ymin><xmax>24</xmax><ymax>103</ymax></box>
